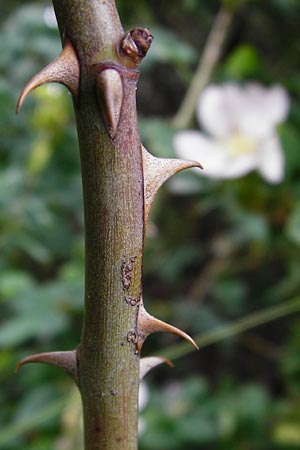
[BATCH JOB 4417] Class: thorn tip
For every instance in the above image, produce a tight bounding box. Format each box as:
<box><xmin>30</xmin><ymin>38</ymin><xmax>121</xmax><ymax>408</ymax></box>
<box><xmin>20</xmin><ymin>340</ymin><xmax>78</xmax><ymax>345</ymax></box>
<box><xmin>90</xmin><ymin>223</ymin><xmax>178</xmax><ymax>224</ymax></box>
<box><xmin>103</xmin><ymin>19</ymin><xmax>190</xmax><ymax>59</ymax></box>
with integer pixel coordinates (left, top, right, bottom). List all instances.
<box><xmin>142</xmin><ymin>145</ymin><xmax>203</xmax><ymax>223</ymax></box>
<box><xmin>137</xmin><ymin>299</ymin><xmax>199</xmax><ymax>353</ymax></box>
<box><xmin>16</xmin><ymin>39</ymin><xmax>80</xmax><ymax>113</ymax></box>
<box><xmin>16</xmin><ymin>350</ymin><xmax>78</xmax><ymax>384</ymax></box>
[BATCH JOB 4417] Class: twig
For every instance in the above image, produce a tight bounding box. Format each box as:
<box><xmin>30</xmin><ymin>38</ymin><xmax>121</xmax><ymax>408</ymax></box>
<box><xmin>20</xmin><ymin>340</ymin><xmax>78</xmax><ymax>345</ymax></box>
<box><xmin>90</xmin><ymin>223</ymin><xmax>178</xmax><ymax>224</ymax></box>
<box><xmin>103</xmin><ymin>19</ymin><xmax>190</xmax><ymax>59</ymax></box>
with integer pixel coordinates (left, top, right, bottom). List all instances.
<box><xmin>172</xmin><ymin>7</ymin><xmax>233</xmax><ymax>129</ymax></box>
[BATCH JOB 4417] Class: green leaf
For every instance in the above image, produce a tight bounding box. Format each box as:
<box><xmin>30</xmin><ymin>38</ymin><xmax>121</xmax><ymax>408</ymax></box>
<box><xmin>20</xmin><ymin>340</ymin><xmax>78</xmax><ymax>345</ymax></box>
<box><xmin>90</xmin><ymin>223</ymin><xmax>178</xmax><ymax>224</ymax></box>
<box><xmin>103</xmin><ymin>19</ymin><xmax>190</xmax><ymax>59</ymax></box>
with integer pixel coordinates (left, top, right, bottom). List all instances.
<box><xmin>286</xmin><ymin>205</ymin><xmax>300</xmax><ymax>245</ymax></box>
<box><xmin>223</xmin><ymin>44</ymin><xmax>262</xmax><ymax>79</ymax></box>
<box><xmin>0</xmin><ymin>398</ymin><xmax>64</xmax><ymax>448</ymax></box>
<box><xmin>0</xmin><ymin>271</ymin><xmax>34</xmax><ymax>302</ymax></box>
<box><xmin>0</xmin><ymin>313</ymin><xmax>67</xmax><ymax>347</ymax></box>
<box><xmin>279</xmin><ymin>123</ymin><xmax>300</xmax><ymax>179</ymax></box>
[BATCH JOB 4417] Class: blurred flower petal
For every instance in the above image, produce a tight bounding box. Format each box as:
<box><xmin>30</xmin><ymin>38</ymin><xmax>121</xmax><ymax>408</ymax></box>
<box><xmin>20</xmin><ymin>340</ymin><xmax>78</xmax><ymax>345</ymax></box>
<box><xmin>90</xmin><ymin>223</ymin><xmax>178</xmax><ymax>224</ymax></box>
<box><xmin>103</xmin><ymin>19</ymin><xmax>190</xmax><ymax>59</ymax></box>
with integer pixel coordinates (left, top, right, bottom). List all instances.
<box><xmin>174</xmin><ymin>131</ymin><xmax>258</xmax><ymax>179</ymax></box>
<box><xmin>174</xmin><ymin>82</ymin><xmax>289</xmax><ymax>183</ymax></box>
<box><xmin>174</xmin><ymin>131</ymin><xmax>227</xmax><ymax>176</ymax></box>
<box><xmin>222</xmin><ymin>152</ymin><xmax>258</xmax><ymax>178</ymax></box>
<box><xmin>257</xmin><ymin>134</ymin><xmax>285</xmax><ymax>183</ymax></box>
<box><xmin>139</xmin><ymin>381</ymin><xmax>149</xmax><ymax>411</ymax></box>
<box><xmin>267</xmin><ymin>85</ymin><xmax>290</xmax><ymax>123</ymax></box>
<box><xmin>197</xmin><ymin>84</ymin><xmax>243</xmax><ymax>138</ymax></box>
<box><xmin>237</xmin><ymin>84</ymin><xmax>290</xmax><ymax>139</ymax></box>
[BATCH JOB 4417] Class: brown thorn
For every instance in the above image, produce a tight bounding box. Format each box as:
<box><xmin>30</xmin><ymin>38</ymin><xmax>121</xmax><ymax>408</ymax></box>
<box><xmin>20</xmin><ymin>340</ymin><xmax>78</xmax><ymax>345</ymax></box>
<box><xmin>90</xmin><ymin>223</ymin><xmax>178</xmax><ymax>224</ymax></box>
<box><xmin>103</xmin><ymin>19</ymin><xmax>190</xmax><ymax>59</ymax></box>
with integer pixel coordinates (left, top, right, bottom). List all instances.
<box><xmin>16</xmin><ymin>350</ymin><xmax>78</xmax><ymax>384</ymax></box>
<box><xmin>16</xmin><ymin>39</ymin><xmax>80</xmax><ymax>113</ymax></box>
<box><xmin>140</xmin><ymin>356</ymin><xmax>173</xmax><ymax>380</ymax></box>
<box><xmin>142</xmin><ymin>145</ymin><xmax>203</xmax><ymax>223</ymax></box>
<box><xmin>96</xmin><ymin>68</ymin><xmax>123</xmax><ymax>139</ymax></box>
<box><xmin>136</xmin><ymin>299</ymin><xmax>199</xmax><ymax>353</ymax></box>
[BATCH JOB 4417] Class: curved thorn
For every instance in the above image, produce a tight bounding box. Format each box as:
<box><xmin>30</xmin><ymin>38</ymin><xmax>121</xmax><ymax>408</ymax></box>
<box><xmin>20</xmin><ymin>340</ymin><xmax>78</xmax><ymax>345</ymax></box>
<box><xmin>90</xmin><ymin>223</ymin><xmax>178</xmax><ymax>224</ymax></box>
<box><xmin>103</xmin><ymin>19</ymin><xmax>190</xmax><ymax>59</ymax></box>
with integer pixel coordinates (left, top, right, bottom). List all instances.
<box><xmin>140</xmin><ymin>356</ymin><xmax>173</xmax><ymax>380</ymax></box>
<box><xmin>142</xmin><ymin>145</ymin><xmax>203</xmax><ymax>223</ymax></box>
<box><xmin>16</xmin><ymin>350</ymin><xmax>78</xmax><ymax>384</ymax></box>
<box><xmin>137</xmin><ymin>299</ymin><xmax>199</xmax><ymax>353</ymax></box>
<box><xmin>96</xmin><ymin>68</ymin><xmax>123</xmax><ymax>139</ymax></box>
<box><xmin>16</xmin><ymin>39</ymin><xmax>80</xmax><ymax>113</ymax></box>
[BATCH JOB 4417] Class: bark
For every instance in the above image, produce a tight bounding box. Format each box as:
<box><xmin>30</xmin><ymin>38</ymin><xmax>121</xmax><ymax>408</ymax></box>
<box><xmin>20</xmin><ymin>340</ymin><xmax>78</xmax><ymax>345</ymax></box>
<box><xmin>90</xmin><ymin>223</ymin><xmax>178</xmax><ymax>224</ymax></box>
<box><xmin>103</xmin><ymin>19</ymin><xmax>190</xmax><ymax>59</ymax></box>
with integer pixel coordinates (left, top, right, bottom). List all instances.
<box><xmin>53</xmin><ymin>2</ymin><xmax>143</xmax><ymax>448</ymax></box>
<box><xmin>16</xmin><ymin>1</ymin><xmax>200</xmax><ymax>449</ymax></box>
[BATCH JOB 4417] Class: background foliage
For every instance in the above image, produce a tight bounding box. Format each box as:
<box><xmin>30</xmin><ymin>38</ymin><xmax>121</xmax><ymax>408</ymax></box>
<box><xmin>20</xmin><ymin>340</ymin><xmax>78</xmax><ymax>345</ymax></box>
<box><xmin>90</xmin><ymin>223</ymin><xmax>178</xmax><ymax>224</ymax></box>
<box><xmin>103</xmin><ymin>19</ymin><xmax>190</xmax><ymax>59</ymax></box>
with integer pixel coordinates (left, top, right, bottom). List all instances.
<box><xmin>1</xmin><ymin>1</ymin><xmax>300</xmax><ymax>449</ymax></box>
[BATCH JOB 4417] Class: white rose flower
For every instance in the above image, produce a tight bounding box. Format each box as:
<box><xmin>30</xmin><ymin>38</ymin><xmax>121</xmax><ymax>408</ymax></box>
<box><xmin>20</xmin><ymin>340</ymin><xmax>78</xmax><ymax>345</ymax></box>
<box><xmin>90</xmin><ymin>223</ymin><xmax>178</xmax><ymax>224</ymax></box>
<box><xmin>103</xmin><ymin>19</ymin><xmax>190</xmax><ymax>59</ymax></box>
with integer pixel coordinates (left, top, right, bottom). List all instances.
<box><xmin>174</xmin><ymin>83</ymin><xmax>290</xmax><ymax>183</ymax></box>
<box><xmin>138</xmin><ymin>381</ymin><xmax>149</xmax><ymax>435</ymax></box>
<box><xmin>139</xmin><ymin>381</ymin><xmax>149</xmax><ymax>411</ymax></box>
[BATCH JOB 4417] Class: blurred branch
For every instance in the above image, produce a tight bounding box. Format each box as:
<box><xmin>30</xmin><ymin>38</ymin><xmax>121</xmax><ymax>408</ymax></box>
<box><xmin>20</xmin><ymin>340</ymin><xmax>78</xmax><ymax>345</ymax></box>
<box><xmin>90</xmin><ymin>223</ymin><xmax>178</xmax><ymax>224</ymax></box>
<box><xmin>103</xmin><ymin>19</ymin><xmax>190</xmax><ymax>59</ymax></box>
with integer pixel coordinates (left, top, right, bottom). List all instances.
<box><xmin>189</xmin><ymin>258</ymin><xmax>227</xmax><ymax>301</ymax></box>
<box><xmin>189</xmin><ymin>237</ymin><xmax>233</xmax><ymax>300</ymax></box>
<box><xmin>159</xmin><ymin>297</ymin><xmax>300</xmax><ymax>361</ymax></box>
<box><xmin>172</xmin><ymin>7</ymin><xmax>233</xmax><ymax>129</ymax></box>
<box><xmin>239</xmin><ymin>333</ymin><xmax>284</xmax><ymax>361</ymax></box>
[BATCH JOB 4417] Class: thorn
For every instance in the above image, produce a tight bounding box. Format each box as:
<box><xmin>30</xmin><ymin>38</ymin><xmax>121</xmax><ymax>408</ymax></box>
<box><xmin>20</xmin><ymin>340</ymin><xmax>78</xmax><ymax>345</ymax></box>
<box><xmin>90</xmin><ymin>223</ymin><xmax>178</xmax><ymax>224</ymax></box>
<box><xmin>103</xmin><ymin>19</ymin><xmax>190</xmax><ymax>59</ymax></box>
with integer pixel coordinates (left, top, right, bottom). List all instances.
<box><xmin>142</xmin><ymin>145</ymin><xmax>203</xmax><ymax>223</ymax></box>
<box><xmin>140</xmin><ymin>356</ymin><xmax>173</xmax><ymax>380</ymax></box>
<box><xmin>16</xmin><ymin>350</ymin><xmax>78</xmax><ymax>384</ymax></box>
<box><xmin>96</xmin><ymin>68</ymin><xmax>123</xmax><ymax>139</ymax></box>
<box><xmin>16</xmin><ymin>39</ymin><xmax>80</xmax><ymax>113</ymax></box>
<box><xmin>136</xmin><ymin>299</ymin><xmax>199</xmax><ymax>353</ymax></box>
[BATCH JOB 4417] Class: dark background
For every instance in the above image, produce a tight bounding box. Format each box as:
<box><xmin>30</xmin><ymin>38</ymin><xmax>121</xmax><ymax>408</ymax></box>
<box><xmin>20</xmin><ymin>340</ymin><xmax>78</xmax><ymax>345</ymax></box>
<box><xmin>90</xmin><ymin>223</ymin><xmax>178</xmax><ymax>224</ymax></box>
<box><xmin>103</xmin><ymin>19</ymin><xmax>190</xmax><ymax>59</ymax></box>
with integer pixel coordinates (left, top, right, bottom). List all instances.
<box><xmin>1</xmin><ymin>1</ymin><xmax>300</xmax><ymax>449</ymax></box>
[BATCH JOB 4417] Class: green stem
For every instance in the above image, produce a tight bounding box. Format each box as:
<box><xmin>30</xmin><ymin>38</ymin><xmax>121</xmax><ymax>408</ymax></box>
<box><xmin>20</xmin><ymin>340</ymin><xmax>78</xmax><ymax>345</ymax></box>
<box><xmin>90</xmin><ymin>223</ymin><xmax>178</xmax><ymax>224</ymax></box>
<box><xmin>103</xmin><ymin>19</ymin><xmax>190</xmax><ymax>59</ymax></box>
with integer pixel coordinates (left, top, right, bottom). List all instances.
<box><xmin>52</xmin><ymin>1</ymin><xmax>144</xmax><ymax>449</ymax></box>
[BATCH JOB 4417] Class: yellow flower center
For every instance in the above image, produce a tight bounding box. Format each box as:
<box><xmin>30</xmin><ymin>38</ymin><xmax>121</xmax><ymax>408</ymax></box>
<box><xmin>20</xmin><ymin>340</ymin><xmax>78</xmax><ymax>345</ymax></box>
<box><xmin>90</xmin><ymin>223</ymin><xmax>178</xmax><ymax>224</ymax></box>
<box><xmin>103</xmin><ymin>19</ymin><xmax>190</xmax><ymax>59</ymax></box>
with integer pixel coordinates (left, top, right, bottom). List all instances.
<box><xmin>221</xmin><ymin>132</ymin><xmax>257</xmax><ymax>156</ymax></box>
